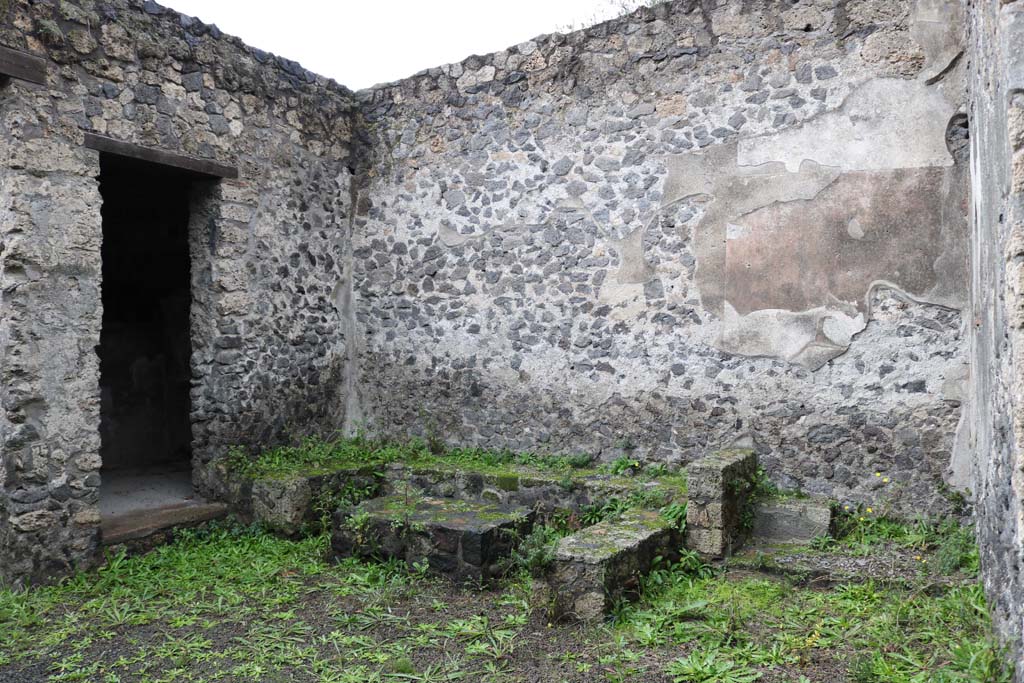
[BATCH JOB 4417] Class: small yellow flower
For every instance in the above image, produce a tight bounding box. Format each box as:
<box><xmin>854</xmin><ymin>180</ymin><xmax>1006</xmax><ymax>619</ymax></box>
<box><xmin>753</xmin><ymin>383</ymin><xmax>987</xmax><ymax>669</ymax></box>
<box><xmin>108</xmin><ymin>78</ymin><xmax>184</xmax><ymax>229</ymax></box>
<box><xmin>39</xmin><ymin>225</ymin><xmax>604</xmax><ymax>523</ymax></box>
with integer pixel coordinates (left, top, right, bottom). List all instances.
<box><xmin>859</xmin><ymin>517</ymin><xmax>865</xmax><ymax>522</ymax></box>
<box><xmin>843</xmin><ymin>505</ymin><xmax>850</xmax><ymax>511</ymax></box>
<box><xmin>874</xmin><ymin>472</ymin><xmax>881</xmax><ymax>477</ymax></box>
<box><xmin>915</xmin><ymin>555</ymin><xmax>922</xmax><ymax>561</ymax></box>
<box><xmin>866</xmin><ymin>507</ymin><xmax>873</xmax><ymax>514</ymax></box>
<box><xmin>882</xmin><ymin>477</ymin><xmax>890</xmax><ymax>484</ymax></box>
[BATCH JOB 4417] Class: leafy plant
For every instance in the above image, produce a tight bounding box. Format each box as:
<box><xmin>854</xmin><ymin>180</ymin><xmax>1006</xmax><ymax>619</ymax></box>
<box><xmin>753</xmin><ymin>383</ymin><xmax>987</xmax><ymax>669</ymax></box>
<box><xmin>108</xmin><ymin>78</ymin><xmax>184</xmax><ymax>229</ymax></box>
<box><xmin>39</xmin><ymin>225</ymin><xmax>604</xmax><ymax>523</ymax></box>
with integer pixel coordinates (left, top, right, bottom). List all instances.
<box><xmin>580</xmin><ymin>497</ymin><xmax>631</xmax><ymax>525</ymax></box>
<box><xmin>661</xmin><ymin>502</ymin><xmax>688</xmax><ymax>531</ymax></box>
<box><xmin>675</xmin><ymin>550</ymin><xmax>715</xmax><ymax>579</ymax></box>
<box><xmin>566</xmin><ymin>453</ymin><xmax>594</xmax><ymax>468</ymax></box>
<box><xmin>665</xmin><ymin>649</ymin><xmax>762</xmax><ymax>682</ymax></box>
<box><xmin>606</xmin><ymin>456</ymin><xmax>641</xmax><ymax>476</ymax></box>
<box><xmin>934</xmin><ymin>520</ymin><xmax>980</xmax><ymax>575</ymax></box>
<box><xmin>643</xmin><ymin>463</ymin><xmax>671</xmax><ymax>478</ymax></box>
<box><xmin>510</xmin><ymin>525</ymin><xmax>562</xmax><ymax>577</ymax></box>
<box><xmin>310</xmin><ymin>479</ymin><xmax>379</xmax><ymax>534</ymax></box>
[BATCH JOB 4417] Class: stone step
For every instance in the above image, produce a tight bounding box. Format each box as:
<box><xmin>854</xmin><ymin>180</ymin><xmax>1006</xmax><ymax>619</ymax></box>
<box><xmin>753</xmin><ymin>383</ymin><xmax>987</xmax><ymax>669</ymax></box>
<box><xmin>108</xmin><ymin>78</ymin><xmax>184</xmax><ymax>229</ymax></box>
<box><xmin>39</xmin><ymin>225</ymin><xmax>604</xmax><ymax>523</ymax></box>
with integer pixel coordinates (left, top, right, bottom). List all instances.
<box><xmin>685</xmin><ymin>449</ymin><xmax>758</xmax><ymax>558</ymax></box>
<box><xmin>726</xmin><ymin>543</ymin><xmax>970</xmax><ymax>591</ymax></box>
<box><xmin>547</xmin><ymin>509</ymin><xmax>680</xmax><ymax>621</ymax></box>
<box><xmin>752</xmin><ymin>499</ymin><xmax>833</xmax><ymax>544</ymax></box>
<box><xmin>330</xmin><ymin>494</ymin><xmax>534</xmax><ymax>584</ymax></box>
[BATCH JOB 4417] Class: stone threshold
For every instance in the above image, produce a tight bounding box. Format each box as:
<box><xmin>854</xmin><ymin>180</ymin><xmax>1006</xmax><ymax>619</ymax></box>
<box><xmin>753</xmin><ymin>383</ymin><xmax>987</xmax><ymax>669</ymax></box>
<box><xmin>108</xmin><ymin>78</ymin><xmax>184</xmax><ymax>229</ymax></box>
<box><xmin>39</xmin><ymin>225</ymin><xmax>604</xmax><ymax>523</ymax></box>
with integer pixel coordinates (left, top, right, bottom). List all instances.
<box><xmin>101</xmin><ymin>501</ymin><xmax>228</xmax><ymax>545</ymax></box>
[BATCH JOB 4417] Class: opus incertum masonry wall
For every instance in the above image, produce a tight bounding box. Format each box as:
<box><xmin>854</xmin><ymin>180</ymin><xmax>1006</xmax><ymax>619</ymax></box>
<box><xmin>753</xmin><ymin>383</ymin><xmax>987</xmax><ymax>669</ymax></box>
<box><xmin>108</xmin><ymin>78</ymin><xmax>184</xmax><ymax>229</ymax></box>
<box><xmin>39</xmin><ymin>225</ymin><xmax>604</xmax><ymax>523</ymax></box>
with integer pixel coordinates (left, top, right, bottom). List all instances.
<box><xmin>3</xmin><ymin>0</ymin><xmax>1024</xmax><ymax>675</ymax></box>
<box><xmin>353</xmin><ymin>0</ymin><xmax>970</xmax><ymax>518</ymax></box>
<box><xmin>0</xmin><ymin>0</ymin><xmax>357</xmax><ymax>584</ymax></box>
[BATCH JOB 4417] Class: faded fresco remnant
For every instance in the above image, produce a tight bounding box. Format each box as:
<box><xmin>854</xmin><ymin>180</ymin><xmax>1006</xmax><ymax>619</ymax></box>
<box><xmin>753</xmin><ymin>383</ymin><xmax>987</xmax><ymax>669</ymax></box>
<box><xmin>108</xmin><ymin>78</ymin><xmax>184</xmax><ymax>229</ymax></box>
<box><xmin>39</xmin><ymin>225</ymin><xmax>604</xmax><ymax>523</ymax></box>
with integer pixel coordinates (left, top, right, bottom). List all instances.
<box><xmin>666</xmin><ymin>78</ymin><xmax>967</xmax><ymax>368</ymax></box>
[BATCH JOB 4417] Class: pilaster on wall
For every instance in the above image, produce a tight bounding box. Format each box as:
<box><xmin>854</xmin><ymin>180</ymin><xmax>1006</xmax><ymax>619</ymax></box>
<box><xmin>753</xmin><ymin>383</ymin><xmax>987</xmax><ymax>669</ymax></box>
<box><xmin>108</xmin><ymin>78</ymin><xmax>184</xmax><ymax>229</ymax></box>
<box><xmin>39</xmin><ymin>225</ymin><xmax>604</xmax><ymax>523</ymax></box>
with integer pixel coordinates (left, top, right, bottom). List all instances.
<box><xmin>0</xmin><ymin>102</ymin><xmax>105</xmax><ymax>586</ymax></box>
<box><xmin>969</xmin><ymin>0</ymin><xmax>1024</xmax><ymax>675</ymax></box>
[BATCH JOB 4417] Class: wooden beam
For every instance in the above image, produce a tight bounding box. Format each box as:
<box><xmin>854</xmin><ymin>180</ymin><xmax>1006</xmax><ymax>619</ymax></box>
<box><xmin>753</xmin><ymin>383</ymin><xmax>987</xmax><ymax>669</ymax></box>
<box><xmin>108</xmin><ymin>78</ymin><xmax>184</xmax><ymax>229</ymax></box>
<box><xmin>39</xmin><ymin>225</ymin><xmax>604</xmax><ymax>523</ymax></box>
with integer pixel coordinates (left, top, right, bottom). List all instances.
<box><xmin>0</xmin><ymin>45</ymin><xmax>47</xmax><ymax>86</ymax></box>
<box><xmin>83</xmin><ymin>133</ymin><xmax>239</xmax><ymax>179</ymax></box>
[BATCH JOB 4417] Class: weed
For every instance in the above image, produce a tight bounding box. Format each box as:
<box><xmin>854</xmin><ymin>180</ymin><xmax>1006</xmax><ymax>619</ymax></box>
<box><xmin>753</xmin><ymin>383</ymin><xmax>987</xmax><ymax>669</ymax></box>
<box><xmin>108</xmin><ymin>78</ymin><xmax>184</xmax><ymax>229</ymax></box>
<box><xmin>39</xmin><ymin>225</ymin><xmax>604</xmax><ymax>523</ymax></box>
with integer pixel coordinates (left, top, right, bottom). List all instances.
<box><xmin>661</xmin><ymin>501</ymin><xmax>688</xmax><ymax>531</ymax></box>
<box><xmin>565</xmin><ymin>452</ymin><xmax>595</xmax><ymax>469</ymax></box>
<box><xmin>643</xmin><ymin>462</ymin><xmax>671</xmax><ymax>478</ymax></box>
<box><xmin>605</xmin><ymin>456</ymin><xmax>641</xmax><ymax>476</ymax></box>
<box><xmin>510</xmin><ymin>525</ymin><xmax>562</xmax><ymax>577</ymax></box>
<box><xmin>934</xmin><ymin>520</ymin><xmax>980</xmax><ymax>575</ymax></box>
<box><xmin>311</xmin><ymin>479</ymin><xmax>379</xmax><ymax>534</ymax></box>
<box><xmin>665</xmin><ymin>649</ymin><xmax>762</xmax><ymax>682</ymax></box>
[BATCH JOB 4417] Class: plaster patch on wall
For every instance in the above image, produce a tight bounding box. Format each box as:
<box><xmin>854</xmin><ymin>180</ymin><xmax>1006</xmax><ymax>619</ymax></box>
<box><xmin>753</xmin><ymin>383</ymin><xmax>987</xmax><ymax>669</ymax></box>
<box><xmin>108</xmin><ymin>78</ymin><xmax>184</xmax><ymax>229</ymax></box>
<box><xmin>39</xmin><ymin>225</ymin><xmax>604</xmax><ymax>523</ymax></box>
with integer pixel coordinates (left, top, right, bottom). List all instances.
<box><xmin>724</xmin><ymin>167</ymin><xmax>961</xmax><ymax>315</ymax></box>
<box><xmin>665</xmin><ymin>142</ymin><xmax>842</xmax><ymax>318</ymax></box>
<box><xmin>718</xmin><ymin>303</ymin><xmax>865</xmax><ymax>368</ymax></box>
<box><xmin>609</xmin><ymin>226</ymin><xmax>655</xmax><ymax>285</ymax></box>
<box><xmin>737</xmin><ymin>78</ymin><xmax>956</xmax><ymax>172</ymax></box>
<box><xmin>911</xmin><ymin>0</ymin><xmax>964</xmax><ymax>83</ymax></box>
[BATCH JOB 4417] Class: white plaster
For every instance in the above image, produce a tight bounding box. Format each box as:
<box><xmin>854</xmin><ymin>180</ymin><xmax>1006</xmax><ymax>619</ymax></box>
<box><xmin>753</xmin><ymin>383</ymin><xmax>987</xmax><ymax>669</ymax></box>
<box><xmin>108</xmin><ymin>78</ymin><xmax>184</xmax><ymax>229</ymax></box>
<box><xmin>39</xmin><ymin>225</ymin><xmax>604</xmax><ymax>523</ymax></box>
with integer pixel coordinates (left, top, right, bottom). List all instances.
<box><xmin>726</xmin><ymin>222</ymin><xmax>750</xmax><ymax>240</ymax></box>
<box><xmin>717</xmin><ymin>303</ymin><xmax>867</xmax><ymax>369</ymax></box>
<box><xmin>847</xmin><ymin>216</ymin><xmax>865</xmax><ymax>240</ymax></box>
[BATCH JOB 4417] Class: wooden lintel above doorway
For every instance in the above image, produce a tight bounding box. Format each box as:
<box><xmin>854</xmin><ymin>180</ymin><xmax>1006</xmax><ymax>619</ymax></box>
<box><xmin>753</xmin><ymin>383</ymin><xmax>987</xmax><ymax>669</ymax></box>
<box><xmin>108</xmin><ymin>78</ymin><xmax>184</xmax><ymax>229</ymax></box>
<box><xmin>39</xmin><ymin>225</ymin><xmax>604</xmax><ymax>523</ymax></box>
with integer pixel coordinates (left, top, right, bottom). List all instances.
<box><xmin>84</xmin><ymin>132</ymin><xmax>239</xmax><ymax>180</ymax></box>
<box><xmin>0</xmin><ymin>45</ymin><xmax>47</xmax><ymax>86</ymax></box>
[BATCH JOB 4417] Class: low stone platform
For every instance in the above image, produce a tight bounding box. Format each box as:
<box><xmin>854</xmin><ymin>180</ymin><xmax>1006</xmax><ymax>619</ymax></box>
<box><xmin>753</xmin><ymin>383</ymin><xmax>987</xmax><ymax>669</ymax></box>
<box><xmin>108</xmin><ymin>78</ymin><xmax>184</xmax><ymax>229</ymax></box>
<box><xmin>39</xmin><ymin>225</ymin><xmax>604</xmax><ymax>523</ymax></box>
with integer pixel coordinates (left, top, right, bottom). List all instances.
<box><xmin>331</xmin><ymin>494</ymin><xmax>533</xmax><ymax>584</ymax></box>
<box><xmin>547</xmin><ymin>509</ymin><xmax>679</xmax><ymax>621</ymax></box>
<box><xmin>211</xmin><ymin>456</ymin><xmax>686</xmax><ymax>538</ymax></box>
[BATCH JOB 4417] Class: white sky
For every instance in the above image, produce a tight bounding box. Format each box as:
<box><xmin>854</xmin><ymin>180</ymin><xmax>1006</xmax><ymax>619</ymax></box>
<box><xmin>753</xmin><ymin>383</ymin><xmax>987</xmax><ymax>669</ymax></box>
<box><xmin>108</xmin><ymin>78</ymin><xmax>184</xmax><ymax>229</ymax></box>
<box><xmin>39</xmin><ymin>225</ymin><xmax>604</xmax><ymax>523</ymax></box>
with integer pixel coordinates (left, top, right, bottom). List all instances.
<box><xmin>164</xmin><ymin>1</ymin><xmax>645</xmax><ymax>91</ymax></box>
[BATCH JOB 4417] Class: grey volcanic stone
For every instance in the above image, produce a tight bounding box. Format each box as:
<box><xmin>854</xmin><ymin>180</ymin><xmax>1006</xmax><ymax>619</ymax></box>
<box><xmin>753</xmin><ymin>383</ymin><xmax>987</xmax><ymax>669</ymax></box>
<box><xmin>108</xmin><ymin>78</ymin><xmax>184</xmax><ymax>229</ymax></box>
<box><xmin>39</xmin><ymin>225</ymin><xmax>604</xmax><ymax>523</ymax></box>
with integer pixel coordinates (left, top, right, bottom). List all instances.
<box><xmin>752</xmin><ymin>499</ymin><xmax>833</xmax><ymax>544</ymax></box>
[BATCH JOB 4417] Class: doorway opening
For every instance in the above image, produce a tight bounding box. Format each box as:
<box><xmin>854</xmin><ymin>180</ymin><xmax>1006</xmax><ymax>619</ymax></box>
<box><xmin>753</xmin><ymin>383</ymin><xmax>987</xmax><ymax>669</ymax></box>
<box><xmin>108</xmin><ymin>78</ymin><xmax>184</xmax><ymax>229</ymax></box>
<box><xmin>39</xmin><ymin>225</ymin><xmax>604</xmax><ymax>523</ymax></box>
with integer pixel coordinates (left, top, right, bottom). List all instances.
<box><xmin>96</xmin><ymin>153</ymin><xmax>216</xmax><ymax>540</ymax></box>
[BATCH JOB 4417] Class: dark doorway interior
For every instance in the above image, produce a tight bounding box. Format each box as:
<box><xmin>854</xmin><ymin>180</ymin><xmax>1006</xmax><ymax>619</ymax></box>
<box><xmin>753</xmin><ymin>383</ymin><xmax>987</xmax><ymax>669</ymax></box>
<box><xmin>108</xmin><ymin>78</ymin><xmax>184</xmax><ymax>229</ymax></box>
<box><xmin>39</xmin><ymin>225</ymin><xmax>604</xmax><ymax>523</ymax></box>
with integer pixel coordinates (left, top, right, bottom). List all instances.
<box><xmin>98</xmin><ymin>154</ymin><xmax>193</xmax><ymax>477</ymax></box>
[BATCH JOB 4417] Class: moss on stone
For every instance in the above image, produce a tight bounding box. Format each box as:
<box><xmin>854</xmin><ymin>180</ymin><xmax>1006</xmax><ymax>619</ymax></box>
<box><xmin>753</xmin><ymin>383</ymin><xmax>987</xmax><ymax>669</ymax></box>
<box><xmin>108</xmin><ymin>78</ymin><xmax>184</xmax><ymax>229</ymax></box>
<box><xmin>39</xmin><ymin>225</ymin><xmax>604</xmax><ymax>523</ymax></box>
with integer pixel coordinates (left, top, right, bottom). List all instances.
<box><xmin>496</xmin><ymin>474</ymin><xmax>520</xmax><ymax>492</ymax></box>
<box><xmin>36</xmin><ymin>19</ymin><xmax>65</xmax><ymax>47</ymax></box>
<box><xmin>227</xmin><ymin>437</ymin><xmax>691</xmax><ymax>518</ymax></box>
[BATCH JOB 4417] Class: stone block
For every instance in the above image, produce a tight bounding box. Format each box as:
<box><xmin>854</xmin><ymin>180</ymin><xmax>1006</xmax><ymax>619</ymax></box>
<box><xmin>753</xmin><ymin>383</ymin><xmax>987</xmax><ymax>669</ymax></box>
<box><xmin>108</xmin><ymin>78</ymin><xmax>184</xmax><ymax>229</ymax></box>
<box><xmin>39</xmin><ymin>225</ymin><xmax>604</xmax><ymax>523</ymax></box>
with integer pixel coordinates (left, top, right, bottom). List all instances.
<box><xmin>686</xmin><ymin>449</ymin><xmax>757</xmax><ymax>503</ymax></box>
<box><xmin>685</xmin><ymin>450</ymin><xmax>757</xmax><ymax>558</ymax></box>
<box><xmin>686</xmin><ymin>527</ymin><xmax>727</xmax><ymax>556</ymax></box>
<box><xmin>331</xmin><ymin>494</ymin><xmax>533</xmax><ymax>584</ymax></box>
<box><xmin>251</xmin><ymin>478</ymin><xmax>312</xmax><ymax>535</ymax></box>
<box><xmin>686</xmin><ymin>500</ymin><xmax>742</xmax><ymax>529</ymax></box>
<box><xmin>548</xmin><ymin>509</ymin><xmax>679</xmax><ymax>621</ymax></box>
<box><xmin>226</xmin><ymin>465</ymin><xmax>381</xmax><ymax>535</ymax></box>
<box><xmin>752</xmin><ymin>499</ymin><xmax>833</xmax><ymax>544</ymax></box>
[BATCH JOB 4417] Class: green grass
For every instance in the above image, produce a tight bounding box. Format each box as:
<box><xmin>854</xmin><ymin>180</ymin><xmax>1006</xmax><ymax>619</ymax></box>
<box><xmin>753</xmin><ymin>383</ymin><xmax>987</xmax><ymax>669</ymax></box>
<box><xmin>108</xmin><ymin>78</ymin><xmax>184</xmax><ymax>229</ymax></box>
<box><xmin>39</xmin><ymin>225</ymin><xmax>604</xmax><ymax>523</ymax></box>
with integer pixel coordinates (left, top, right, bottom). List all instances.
<box><xmin>226</xmin><ymin>434</ymin><xmax>689</xmax><ymax>494</ymax></box>
<box><xmin>614</xmin><ymin>551</ymin><xmax>1011</xmax><ymax>683</ymax></box>
<box><xmin>0</xmin><ymin>520</ymin><xmax>1011</xmax><ymax>683</ymax></box>
<box><xmin>823</xmin><ymin>512</ymin><xmax>981</xmax><ymax>575</ymax></box>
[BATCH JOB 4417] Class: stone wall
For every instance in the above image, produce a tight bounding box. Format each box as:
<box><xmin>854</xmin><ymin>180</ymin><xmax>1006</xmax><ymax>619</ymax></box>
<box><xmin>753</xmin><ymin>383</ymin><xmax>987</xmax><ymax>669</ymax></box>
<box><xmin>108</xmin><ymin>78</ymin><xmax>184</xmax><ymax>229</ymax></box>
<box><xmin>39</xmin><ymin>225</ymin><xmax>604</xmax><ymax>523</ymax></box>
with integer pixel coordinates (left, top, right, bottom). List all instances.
<box><xmin>0</xmin><ymin>0</ymin><xmax>356</xmax><ymax>586</ymax></box>
<box><xmin>968</xmin><ymin>0</ymin><xmax>1024</xmax><ymax>673</ymax></box>
<box><xmin>350</xmin><ymin>0</ymin><xmax>970</xmax><ymax>516</ymax></box>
